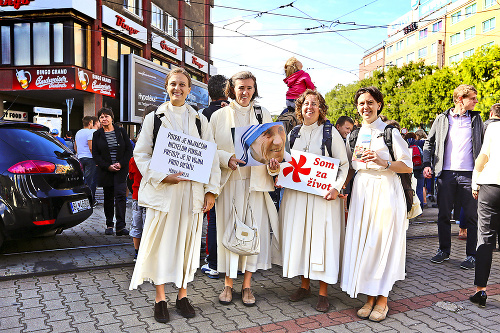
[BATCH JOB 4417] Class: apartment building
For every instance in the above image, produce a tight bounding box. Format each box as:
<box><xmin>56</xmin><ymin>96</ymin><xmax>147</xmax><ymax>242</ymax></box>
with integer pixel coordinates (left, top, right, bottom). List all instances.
<box><xmin>359</xmin><ymin>43</ymin><xmax>385</xmax><ymax>80</ymax></box>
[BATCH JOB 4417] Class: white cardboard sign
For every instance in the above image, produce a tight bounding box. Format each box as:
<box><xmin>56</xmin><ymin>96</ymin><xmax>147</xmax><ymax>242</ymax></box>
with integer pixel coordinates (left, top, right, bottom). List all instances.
<box><xmin>149</xmin><ymin>127</ymin><xmax>216</xmax><ymax>184</ymax></box>
<box><xmin>276</xmin><ymin>149</ymin><xmax>340</xmax><ymax>197</ymax></box>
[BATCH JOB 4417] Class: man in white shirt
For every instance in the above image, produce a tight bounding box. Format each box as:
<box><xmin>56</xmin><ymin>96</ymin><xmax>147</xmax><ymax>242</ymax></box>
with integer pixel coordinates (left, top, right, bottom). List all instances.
<box><xmin>75</xmin><ymin>116</ymin><xmax>98</xmax><ymax>205</ymax></box>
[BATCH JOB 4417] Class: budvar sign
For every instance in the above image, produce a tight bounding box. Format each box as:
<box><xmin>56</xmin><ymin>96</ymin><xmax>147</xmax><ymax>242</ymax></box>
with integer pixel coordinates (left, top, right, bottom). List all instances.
<box><xmin>0</xmin><ymin>0</ymin><xmax>34</xmax><ymax>10</ymax></box>
<box><xmin>185</xmin><ymin>51</ymin><xmax>208</xmax><ymax>74</ymax></box>
<box><xmin>102</xmin><ymin>6</ymin><xmax>146</xmax><ymax>43</ymax></box>
<box><xmin>151</xmin><ymin>33</ymin><xmax>182</xmax><ymax>61</ymax></box>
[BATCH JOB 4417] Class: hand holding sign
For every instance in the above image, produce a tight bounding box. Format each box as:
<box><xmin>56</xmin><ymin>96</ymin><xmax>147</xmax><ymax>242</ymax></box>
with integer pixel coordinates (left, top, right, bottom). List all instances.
<box><xmin>276</xmin><ymin>150</ymin><xmax>340</xmax><ymax>197</ymax></box>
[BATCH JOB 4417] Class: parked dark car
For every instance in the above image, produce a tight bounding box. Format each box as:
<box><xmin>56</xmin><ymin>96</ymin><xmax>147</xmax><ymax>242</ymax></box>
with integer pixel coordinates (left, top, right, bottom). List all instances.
<box><xmin>0</xmin><ymin>121</ymin><xmax>92</xmax><ymax>248</ymax></box>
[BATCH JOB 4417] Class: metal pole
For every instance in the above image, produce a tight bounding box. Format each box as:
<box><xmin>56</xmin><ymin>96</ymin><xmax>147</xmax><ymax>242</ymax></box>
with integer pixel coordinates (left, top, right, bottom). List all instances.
<box><xmin>66</xmin><ymin>98</ymin><xmax>74</xmax><ymax>133</ymax></box>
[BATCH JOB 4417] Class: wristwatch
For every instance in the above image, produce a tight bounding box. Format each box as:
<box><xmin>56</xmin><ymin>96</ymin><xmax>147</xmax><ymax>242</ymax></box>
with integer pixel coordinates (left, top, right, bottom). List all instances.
<box><xmin>385</xmin><ymin>160</ymin><xmax>391</xmax><ymax>169</ymax></box>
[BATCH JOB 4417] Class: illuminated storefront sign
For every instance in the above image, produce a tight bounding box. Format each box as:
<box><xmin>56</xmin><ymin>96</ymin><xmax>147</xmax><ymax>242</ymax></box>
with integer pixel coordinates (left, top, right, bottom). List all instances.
<box><xmin>151</xmin><ymin>33</ymin><xmax>183</xmax><ymax>61</ymax></box>
<box><xmin>102</xmin><ymin>6</ymin><xmax>147</xmax><ymax>43</ymax></box>
<box><xmin>0</xmin><ymin>0</ymin><xmax>96</xmax><ymax>18</ymax></box>
<box><xmin>185</xmin><ymin>51</ymin><xmax>208</xmax><ymax>74</ymax></box>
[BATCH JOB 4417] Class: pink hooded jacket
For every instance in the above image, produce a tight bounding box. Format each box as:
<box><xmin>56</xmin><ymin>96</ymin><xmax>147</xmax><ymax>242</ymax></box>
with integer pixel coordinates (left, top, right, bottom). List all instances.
<box><xmin>283</xmin><ymin>70</ymin><xmax>315</xmax><ymax>100</ymax></box>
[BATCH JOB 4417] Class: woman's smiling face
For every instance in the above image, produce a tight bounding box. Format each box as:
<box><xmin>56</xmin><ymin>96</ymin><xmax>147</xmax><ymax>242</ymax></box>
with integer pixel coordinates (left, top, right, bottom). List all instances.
<box><xmin>357</xmin><ymin>92</ymin><xmax>380</xmax><ymax>124</ymax></box>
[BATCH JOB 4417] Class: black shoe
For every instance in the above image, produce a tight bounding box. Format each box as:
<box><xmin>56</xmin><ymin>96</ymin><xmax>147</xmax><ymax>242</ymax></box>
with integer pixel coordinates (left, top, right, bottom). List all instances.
<box><xmin>469</xmin><ymin>290</ymin><xmax>487</xmax><ymax>307</ymax></box>
<box><xmin>116</xmin><ymin>228</ymin><xmax>130</xmax><ymax>236</ymax></box>
<box><xmin>176</xmin><ymin>297</ymin><xmax>195</xmax><ymax>318</ymax></box>
<box><xmin>154</xmin><ymin>300</ymin><xmax>170</xmax><ymax>323</ymax></box>
<box><xmin>460</xmin><ymin>256</ymin><xmax>475</xmax><ymax>270</ymax></box>
<box><xmin>104</xmin><ymin>227</ymin><xmax>114</xmax><ymax>235</ymax></box>
<box><xmin>431</xmin><ymin>249</ymin><xmax>449</xmax><ymax>263</ymax></box>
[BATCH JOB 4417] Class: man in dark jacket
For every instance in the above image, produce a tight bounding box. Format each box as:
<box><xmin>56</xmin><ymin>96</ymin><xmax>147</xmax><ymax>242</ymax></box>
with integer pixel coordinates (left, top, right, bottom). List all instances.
<box><xmin>200</xmin><ymin>75</ymin><xmax>228</xmax><ymax>279</ymax></box>
<box><xmin>423</xmin><ymin>84</ymin><xmax>484</xmax><ymax>269</ymax></box>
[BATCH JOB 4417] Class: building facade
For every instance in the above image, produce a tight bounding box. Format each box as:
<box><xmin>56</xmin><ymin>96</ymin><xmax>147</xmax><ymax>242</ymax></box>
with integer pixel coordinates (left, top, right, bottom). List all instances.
<box><xmin>359</xmin><ymin>0</ymin><xmax>500</xmax><ymax>77</ymax></box>
<box><xmin>0</xmin><ymin>0</ymin><xmax>214</xmax><ymax>135</ymax></box>
<box><xmin>359</xmin><ymin>43</ymin><xmax>385</xmax><ymax>80</ymax></box>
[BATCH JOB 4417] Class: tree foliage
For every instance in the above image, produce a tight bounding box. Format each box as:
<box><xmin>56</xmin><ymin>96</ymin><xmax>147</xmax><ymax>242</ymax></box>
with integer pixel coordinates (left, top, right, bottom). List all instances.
<box><xmin>325</xmin><ymin>45</ymin><xmax>500</xmax><ymax>128</ymax></box>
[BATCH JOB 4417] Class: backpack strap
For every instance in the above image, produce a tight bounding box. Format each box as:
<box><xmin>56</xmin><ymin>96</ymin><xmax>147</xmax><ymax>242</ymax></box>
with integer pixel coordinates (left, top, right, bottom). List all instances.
<box><xmin>289</xmin><ymin>124</ymin><xmax>302</xmax><ymax>149</ymax></box>
<box><xmin>152</xmin><ymin>112</ymin><xmax>164</xmax><ymax>150</ymax></box>
<box><xmin>195</xmin><ymin>116</ymin><xmax>202</xmax><ymax>138</ymax></box>
<box><xmin>254</xmin><ymin>105</ymin><xmax>263</xmax><ymax>124</ymax></box>
<box><xmin>321</xmin><ymin>120</ymin><xmax>333</xmax><ymax>157</ymax></box>
<box><xmin>348</xmin><ymin>127</ymin><xmax>360</xmax><ymax>154</ymax></box>
<box><xmin>383</xmin><ymin>125</ymin><xmax>396</xmax><ymax>161</ymax></box>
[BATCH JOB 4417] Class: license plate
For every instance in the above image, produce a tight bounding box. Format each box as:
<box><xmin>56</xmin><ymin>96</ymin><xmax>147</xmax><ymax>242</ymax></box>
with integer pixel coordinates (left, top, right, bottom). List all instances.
<box><xmin>70</xmin><ymin>198</ymin><xmax>91</xmax><ymax>214</ymax></box>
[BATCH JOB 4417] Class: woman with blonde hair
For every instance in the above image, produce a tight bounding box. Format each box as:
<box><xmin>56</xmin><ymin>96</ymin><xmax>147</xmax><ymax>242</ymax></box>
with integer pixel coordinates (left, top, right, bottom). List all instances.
<box><xmin>130</xmin><ymin>68</ymin><xmax>220</xmax><ymax>323</ymax></box>
<box><xmin>283</xmin><ymin>57</ymin><xmax>315</xmax><ymax>109</ymax></box>
<box><xmin>210</xmin><ymin>71</ymin><xmax>280</xmax><ymax>307</ymax></box>
<box><xmin>280</xmin><ymin>89</ymin><xmax>349</xmax><ymax>312</ymax></box>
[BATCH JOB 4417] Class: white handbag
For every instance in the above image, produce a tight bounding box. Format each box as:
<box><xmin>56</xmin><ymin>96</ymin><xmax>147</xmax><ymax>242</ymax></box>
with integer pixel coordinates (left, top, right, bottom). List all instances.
<box><xmin>222</xmin><ymin>199</ymin><xmax>260</xmax><ymax>256</ymax></box>
<box><xmin>407</xmin><ymin>174</ymin><xmax>422</xmax><ymax>219</ymax></box>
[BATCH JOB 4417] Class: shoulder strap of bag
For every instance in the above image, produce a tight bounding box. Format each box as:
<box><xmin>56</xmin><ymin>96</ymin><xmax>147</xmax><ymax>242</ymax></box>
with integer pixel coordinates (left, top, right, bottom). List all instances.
<box><xmin>348</xmin><ymin>127</ymin><xmax>360</xmax><ymax>153</ymax></box>
<box><xmin>153</xmin><ymin>112</ymin><xmax>202</xmax><ymax>150</ymax></box>
<box><xmin>383</xmin><ymin>125</ymin><xmax>396</xmax><ymax>161</ymax></box>
<box><xmin>321</xmin><ymin>120</ymin><xmax>333</xmax><ymax>157</ymax></box>
<box><xmin>289</xmin><ymin>124</ymin><xmax>302</xmax><ymax>149</ymax></box>
<box><xmin>254</xmin><ymin>105</ymin><xmax>263</xmax><ymax>124</ymax></box>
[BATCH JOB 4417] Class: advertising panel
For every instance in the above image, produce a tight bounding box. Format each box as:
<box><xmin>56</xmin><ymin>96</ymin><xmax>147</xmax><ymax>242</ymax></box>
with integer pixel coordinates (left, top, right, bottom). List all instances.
<box><xmin>74</xmin><ymin>68</ymin><xmax>117</xmax><ymax>98</ymax></box>
<box><xmin>151</xmin><ymin>33</ymin><xmax>183</xmax><ymax>61</ymax></box>
<box><xmin>185</xmin><ymin>51</ymin><xmax>208</xmax><ymax>74</ymax></box>
<box><xmin>121</xmin><ymin>54</ymin><xmax>209</xmax><ymax>123</ymax></box>
<box><xmin>3</xmin><ymin>110</ymin><xmax>28</xmax><ymax>122</ymax></box>
<box><xmin>0</xmin><ymin>0</ymin><xmax>96</xmax><ymax>19</ymax></box>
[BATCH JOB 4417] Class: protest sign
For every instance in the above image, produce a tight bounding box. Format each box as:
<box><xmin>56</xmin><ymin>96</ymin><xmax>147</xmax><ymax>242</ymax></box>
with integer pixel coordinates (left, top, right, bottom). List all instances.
<box><xmin>276</xmin><ymin>149</ymin><xmax>340</xmax><ymax>197</ymax></box>
<box><xmin>149</xmin><ymin>127</ymin><xmax>216</xmax><ymax>184</ymax></box>
<box><xmin>233</xmin><ymin>122</ymin><xmax>289</xmax><ymax>167</ymax></box>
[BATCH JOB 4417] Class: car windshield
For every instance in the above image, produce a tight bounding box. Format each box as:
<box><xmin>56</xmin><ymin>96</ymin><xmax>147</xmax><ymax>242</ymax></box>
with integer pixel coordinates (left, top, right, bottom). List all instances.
<box><xmin>0</xmin><ymin>128</ymin><xmax>69</xmax><ymax>157</ymax></box>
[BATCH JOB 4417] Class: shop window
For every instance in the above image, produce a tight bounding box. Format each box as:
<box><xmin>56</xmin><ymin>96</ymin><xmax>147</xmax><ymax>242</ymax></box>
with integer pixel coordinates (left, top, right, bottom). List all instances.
<box><xmin>53</xmin><ymin>23</ymin><xmax>64</xmax><ymax>63</ymax></box>
<box><xmin>185</xmin><ymin>26</ymin><xmax>194</xmax><ymax>48</ymax></box>
<box><xmin>74</xmin><ymin>23</ymin><xmax>86</xmax><ymax>68</ymax></box>
<box><xmin>33</xmin><ymin>22</ymin><xmax>50</xmax><ymax>65</ymax></box>
<box><xmin>13</xmin><ymin>23</ymin><xmax>31</xmax><ymax>66</ymax></box>
<box><xmin>483</xmin><ymin>18</ymin><xmax>495</xmax><ymax>32</ymax></box>
<box><xmin>101</xmin><ymin>36</ymin><xmax>141</xmax><ymax>78</ymax></box>
<box><xmin>1</xmin><ymin>26</ymin><xmax>11</xmax><ymax>65</ymax></box>
<box><xmin>124</xmin><ymin>0</ymin><xmax>142</xmax><ymax>17</ymax></box>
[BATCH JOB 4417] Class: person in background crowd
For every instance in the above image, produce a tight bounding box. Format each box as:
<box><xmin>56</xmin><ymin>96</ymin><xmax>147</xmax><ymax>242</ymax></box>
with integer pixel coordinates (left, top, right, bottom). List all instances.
<box><xmin>128</xmin><ymin>156</ymin><xmax>145</xmax><ymax>262</ymax></box>
<box><xmin>128</xmin><ymin>105</ymin><xmax>157</xmax><ymax>262</ymax></box>
<box><xmin>50</xmin><ymin>128</ymin><xmax>68</xmax><ymax>147</ymax></box>
<box><xmin>405</xmin><ymin>132</ymin><xmax>425</xmax><ymax>210</ymax></box>
<box><xmin>283</xmin><ymin>57</ymin><xmax>315</xmax><ymax>109</ymax></box>
<box><xmin>335</xmin><ymin>116</ymin><xmax>354</xmax><ymax>141</ymax></box>
<box><xmin>341</xmin><ymin>86</ymin><xmax>412</xmax><ymax>322</ymax></box>
<box><xmin>75</xmin><ymin>116</ymin><xmax>98</xmax><ymax>204</ymax></box>
<box><xmin>130</xmin><ymin>68</ymin><xmax>220</xmax><ymax>322</ymax></box>
<box><xmin>384</xmin><ymin>119</ymin><xmax>401</xmax><ymax>131</ymax></box>
<box><xmin>483</xmin><ymin>103</ymin><xmax>500</xmax><ymax>134</ymax></box>
<box><xmin>64</xmin><ymin>131</ymin><xmax>75</xmax><ymax>153</ymax></box>
<box><xmin>210</xmin><ymin>71</ymin><xmax>280</xmax><ymax>307</ymax></box>
<box><xmin>92</xmin><ymin>108</ymin><xmax>133</xmax><ymax>236</ymax></box>
<box><xmin>424</xmin><ymin>84</ymin><xmax>483</xmax><ymax>270</ymax></box>
<box><xmin>92</xmin><ymin>116</ymin><xmax>100</xmax><ymax>130</ymax></box>
<box><xmin>469</xmin><ymin>120</ymin><xmax>500</xmax><ymax>308</ymax></box>
<box><xmin>200</xmin><ymin>74</ymin><xmax>229</xmax><ymax>280</ymax></box>
<box><xmin>280</xmin><ymin>90</ymin><xmax>349</xmax><ymax>312</ymax></box>
<box><xmin>415</xmin><ymin>129</ymin><xmax>434</xmax><ymax>207</ymax></box>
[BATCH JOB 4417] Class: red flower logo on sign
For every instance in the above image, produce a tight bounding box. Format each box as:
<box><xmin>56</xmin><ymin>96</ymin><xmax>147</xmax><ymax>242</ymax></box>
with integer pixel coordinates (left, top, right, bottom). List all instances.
<box><xmin>283</xmin><ymin>155</ymin><xmax>311</xmax><ymax>183</ymax></box>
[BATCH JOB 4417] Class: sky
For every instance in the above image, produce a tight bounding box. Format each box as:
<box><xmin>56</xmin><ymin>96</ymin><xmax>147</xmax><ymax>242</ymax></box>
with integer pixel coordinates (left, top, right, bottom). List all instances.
<box><xmin>211</xmin><ymin>0</ymin><xmax>411</xmax><ymax>115</ymax></box>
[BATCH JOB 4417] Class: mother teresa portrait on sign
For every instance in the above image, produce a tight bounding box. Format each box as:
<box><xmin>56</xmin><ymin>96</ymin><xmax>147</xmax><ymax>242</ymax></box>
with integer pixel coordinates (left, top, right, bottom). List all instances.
<box><xmin>234</xmin><ymin>122</ymin><xmax>289</xmax><ymax>167</ymax></box>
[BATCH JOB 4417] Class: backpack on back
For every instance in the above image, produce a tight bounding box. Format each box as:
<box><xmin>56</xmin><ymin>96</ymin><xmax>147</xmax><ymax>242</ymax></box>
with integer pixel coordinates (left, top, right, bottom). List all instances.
<box><xmin>409</xmin><ymin>144</ymin><xmax>423</xmax><ymax>168</ymax></box>
<box><xmin>289</xmin><ymin>119</ymin><xmax>333</xmax><ymax>157</ymax></box>
<box><xmin>349</xmin><ymin>125</ymin><xmax>414</xmax><ymax>213</ymax></box>
<box><xmin>276</xmin><ymin>106</ymin><xmax>298</xmax><ymax>134</ymax></box>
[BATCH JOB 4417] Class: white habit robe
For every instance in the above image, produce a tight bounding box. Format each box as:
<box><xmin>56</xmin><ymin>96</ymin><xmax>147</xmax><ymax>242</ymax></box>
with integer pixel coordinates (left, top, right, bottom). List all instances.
<box><xmin>210</xmin><ymin>101</ymin><xmax>280</xmax><ymax>279</ymax></box>
<box><xmin>279</xmin><ymin>121</ymin><xmax>349</xmax><ymax>284</ymax></box>
<box><xmin>129</xmin><ymin>102</ymin><xmax>220</xmax><ymax>290</ymax></box>
<box><xmin>340</xmin><ymin>117</ymin><xmax>412</xmax><ymax>298</ymax></box>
